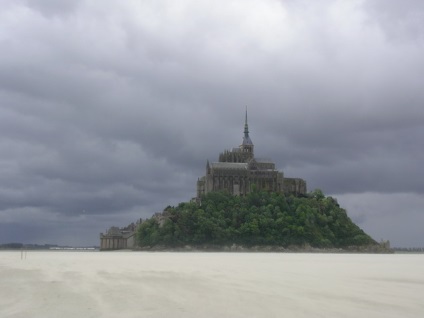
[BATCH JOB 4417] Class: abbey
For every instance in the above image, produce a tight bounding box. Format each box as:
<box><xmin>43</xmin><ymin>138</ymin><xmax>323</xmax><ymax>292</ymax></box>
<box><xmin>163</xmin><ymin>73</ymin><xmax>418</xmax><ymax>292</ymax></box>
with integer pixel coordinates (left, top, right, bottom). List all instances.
<box><xmin>196</xmin><ymin>111</ymin><xmax>307</xmax><ymax>198</ymax></box>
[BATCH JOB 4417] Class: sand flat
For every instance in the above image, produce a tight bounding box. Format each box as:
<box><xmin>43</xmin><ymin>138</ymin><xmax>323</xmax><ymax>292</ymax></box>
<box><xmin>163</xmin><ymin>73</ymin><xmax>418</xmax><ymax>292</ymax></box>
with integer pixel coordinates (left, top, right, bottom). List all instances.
<box><xmin>1</xmin><ymin>251</ymin><xmax>423</xmax><ymax>318</ymax></box>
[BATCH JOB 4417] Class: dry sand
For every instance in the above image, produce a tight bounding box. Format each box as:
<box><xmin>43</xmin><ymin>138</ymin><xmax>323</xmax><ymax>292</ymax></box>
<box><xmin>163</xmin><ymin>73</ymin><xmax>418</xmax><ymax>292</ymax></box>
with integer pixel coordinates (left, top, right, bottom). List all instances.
<box><xmin>0</xmin><ymin>251</ymin><xmax>423</xmax><ymax>318</ymax></box>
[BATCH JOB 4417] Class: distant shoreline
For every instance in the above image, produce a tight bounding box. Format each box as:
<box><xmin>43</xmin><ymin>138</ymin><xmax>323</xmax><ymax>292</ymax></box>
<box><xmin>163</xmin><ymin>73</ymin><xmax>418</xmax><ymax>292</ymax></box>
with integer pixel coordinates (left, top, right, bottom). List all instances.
<box><xmin>132</xmin><ymin>243</ymin><xmax>394</xmax><ymax>254</ymax></box>
<box><xmin>0</xmin><ymin>244</ymin><xmax>99</xmax><ymax>251</ymax></box>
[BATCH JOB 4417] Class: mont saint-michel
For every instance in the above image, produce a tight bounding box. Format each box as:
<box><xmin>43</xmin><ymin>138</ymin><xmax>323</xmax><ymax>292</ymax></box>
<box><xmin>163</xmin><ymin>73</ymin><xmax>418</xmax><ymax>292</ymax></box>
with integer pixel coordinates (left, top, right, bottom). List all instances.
<box><xmin>100</xmin><ymin>112</ymin><xmax>382</xmax><ymax>252</ymax></box>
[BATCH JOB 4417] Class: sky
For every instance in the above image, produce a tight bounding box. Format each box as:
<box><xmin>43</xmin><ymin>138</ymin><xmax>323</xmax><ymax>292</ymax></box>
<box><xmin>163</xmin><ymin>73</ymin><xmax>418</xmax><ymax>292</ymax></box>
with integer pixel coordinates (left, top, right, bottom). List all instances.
<box><xmin>0</xmin><ymin>0</ymin><xmax>423</xmax><ymax>247</ymax></box>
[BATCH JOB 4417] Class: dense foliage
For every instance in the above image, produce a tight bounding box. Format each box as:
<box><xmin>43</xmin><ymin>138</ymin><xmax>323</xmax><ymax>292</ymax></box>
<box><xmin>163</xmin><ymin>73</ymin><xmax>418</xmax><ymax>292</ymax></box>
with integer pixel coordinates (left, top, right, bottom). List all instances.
<box><xmin>136</xmin><ymin>189</ymin><xmax>376</xmax><ymax>248</ymax></box>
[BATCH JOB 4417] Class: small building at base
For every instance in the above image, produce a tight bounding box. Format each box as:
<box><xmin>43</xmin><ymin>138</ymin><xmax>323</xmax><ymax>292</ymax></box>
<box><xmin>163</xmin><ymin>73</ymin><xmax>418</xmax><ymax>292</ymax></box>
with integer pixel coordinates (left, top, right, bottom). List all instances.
<box><xmin>100</xmin><ymin>225</ymin><xmax>136</xmax><ymax>250</ymax></box>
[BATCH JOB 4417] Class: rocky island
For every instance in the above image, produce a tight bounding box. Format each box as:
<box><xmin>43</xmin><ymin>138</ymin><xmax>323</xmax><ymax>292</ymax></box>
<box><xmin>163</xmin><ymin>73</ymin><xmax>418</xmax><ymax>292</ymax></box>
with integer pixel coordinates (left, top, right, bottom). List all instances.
<box><xmin>135</xmin><ymin>189</ymin><xmax>388</xmax><ymax>252</ymax></box>
<box><xmin>101</xmin><ymin>111</ymin><xmax>389</xmax><ymax>252</ymax></box>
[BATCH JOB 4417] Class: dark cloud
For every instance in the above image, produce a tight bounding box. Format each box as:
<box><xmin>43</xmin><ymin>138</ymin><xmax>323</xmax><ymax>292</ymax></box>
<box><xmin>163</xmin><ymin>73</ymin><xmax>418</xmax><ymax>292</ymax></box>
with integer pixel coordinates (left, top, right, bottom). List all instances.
<box><xmin>0</xmin><ymin>1</ymin><xmax>423</xmax><ymax>246</ymax></box>
<box><xmin>336</xmin><ymin>192</ymin><xmax>424</xmax><ymax>247</ymax></box>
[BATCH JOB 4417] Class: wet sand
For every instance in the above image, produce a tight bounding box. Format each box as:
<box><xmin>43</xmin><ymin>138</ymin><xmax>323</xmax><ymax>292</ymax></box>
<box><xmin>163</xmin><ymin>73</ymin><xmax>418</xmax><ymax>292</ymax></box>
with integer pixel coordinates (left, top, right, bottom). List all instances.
<box><xmin>1</xmin><ymin>251</ymin><xmax>423</xmax><ymax>317</ymax></box>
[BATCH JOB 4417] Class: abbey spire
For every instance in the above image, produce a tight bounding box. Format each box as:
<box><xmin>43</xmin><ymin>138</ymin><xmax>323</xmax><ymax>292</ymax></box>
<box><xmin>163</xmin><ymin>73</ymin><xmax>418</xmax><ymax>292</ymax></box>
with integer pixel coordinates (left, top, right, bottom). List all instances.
<box><xmin>244</xmin><ymin>108</ymin><xmax>249</xmax><ymax>137</ymax></box>
<box><xmin>241</xmin><ymin>108</ymin><xmax>254</xmax><ymax>154</ymax></box>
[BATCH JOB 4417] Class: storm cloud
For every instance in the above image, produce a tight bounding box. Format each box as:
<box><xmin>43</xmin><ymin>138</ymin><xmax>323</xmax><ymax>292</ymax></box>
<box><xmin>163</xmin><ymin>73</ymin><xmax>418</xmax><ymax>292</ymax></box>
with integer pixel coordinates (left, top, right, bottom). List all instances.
<box><xmin>0</xmin><ymin>0</ymin><xmax>423</xmax><ymax>247</ymax></box>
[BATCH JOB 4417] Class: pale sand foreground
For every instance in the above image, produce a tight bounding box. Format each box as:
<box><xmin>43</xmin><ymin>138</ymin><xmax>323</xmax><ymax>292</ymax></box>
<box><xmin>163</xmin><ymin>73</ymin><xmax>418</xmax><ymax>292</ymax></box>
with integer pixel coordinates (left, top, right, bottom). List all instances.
<box><xmin>0</xmin><ymin>251</ymin><xmax>423</xmax><ymax>318</ymax></box>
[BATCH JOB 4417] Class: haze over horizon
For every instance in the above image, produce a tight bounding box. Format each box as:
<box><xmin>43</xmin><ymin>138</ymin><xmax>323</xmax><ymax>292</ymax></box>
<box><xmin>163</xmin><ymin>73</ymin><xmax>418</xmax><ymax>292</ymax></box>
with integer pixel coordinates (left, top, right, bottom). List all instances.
<box><xmin>1</xmin><ymin>0</ymin><xmax>423</xmax><ymax>247</ymax></box>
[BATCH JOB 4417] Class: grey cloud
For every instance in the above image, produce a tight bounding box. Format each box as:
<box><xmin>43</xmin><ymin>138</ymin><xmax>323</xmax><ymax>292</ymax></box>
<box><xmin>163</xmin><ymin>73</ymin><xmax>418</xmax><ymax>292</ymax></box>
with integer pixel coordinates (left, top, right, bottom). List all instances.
<box><xmin>336</xmin><ymin>192</ymin><xmax>424</xmax><ymax>247</ymax></box>
<box><xmin>363</xmin><ymin>0</ymin><xmax>424</xmax><ymax>42</ymax></box>
<box><xmin>21</xmin><ymin>0</ymin><xmax>83</xmax><ymax>18</ymax></box>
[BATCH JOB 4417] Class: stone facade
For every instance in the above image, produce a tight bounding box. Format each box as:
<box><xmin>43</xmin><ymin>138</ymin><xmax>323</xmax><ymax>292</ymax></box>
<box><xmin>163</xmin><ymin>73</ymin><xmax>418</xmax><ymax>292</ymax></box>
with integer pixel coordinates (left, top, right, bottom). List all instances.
<box><xmin>99</xmin><ymin>225</ymin><xmax>136</xmax><ymax>250</ymax></box>
<box><xmin>196</xmin><ymin>111</ymin><xmax>307</xmax><ymax>199</ymax></box>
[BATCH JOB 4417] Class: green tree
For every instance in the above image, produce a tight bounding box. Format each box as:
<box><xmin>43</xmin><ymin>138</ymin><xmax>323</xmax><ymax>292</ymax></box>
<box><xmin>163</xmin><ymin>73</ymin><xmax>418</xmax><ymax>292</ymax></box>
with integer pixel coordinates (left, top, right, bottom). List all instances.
<box><xmin>136</xmin><ymin>189</ymin><xmax>376</xmax><ymax>249</ymax></box>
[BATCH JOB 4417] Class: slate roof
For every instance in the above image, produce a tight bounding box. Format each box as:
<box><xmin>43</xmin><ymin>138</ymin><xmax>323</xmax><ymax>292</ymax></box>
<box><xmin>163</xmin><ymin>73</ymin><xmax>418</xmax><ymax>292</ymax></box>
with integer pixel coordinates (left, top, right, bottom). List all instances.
<box><xmin>242</xmin><ymin>135</ymin><xmax>253</xmax><ymax>145</ymax></box>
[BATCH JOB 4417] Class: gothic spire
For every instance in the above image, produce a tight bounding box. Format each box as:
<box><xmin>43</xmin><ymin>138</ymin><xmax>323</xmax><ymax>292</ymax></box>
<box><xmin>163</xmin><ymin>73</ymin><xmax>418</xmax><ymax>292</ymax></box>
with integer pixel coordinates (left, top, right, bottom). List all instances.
<box><xmin>244</xmin><ymin>107</ymin><xmax>249</xmax><ymax>137</ymax></box>
<box><xmin>242</xmin><ymin>107</ymin><xmax>253</xmax><ymax>146</ymax></box>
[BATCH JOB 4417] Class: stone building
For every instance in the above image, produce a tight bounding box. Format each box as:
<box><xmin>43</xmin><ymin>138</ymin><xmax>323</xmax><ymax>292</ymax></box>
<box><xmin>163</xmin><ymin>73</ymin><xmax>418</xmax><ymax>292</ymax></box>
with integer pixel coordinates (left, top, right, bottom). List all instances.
<box><xmin>99</xmin><ymin>225</ymin><xmax>136</xmax><ymax>250</ymax></box>
<box><xmin>196</xmin><ymin>111</ymin><xmax>306</xmax><ymax>198</ymax></box>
